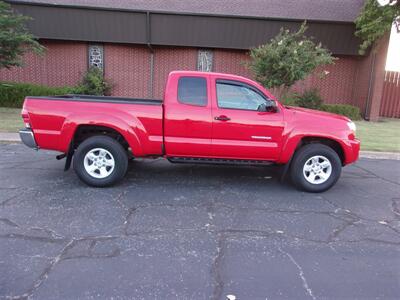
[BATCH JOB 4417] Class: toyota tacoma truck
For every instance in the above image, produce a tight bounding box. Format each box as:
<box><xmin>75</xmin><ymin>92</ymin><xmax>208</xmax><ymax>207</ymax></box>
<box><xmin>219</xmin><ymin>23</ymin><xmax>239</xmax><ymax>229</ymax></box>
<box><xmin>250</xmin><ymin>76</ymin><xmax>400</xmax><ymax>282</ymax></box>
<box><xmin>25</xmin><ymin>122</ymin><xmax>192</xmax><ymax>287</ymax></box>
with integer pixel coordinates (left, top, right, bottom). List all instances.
<box><xmin>19</xmin><ymin>71</ymin><xmax>360</xmax><ymax>192</ymax></box>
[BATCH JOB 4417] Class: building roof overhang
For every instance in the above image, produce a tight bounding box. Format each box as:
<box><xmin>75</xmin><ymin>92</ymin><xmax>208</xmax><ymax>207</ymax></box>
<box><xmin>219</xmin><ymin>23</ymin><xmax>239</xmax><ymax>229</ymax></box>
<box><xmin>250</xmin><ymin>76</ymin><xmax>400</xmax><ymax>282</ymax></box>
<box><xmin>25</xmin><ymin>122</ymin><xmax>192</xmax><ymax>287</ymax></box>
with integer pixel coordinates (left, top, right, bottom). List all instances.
<box><xmin>6</xmin><ymin>0</ymin><xmax>363</xmax><ymax>55</ymax></box>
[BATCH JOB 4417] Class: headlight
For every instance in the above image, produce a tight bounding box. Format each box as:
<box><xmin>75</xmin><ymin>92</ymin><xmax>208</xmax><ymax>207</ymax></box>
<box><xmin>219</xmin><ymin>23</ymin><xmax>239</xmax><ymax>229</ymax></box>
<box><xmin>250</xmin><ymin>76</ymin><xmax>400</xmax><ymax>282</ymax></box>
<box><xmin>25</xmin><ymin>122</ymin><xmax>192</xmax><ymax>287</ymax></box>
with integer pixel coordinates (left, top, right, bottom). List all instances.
<box><xmin>347</xmin><ymin>121</ymin><xmax>356</xmax><ymax>132</ymax></box>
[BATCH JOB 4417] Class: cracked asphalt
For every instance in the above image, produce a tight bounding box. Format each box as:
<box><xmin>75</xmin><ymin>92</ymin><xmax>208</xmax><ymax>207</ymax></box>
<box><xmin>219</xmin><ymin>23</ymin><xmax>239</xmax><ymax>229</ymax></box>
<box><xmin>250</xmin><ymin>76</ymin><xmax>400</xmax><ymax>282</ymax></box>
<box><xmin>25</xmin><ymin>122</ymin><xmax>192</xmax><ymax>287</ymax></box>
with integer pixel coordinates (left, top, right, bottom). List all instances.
<box><xmin>0</xmin><ymin>143</ymin><xmax>399</xmax><ymax>300</ymax></box>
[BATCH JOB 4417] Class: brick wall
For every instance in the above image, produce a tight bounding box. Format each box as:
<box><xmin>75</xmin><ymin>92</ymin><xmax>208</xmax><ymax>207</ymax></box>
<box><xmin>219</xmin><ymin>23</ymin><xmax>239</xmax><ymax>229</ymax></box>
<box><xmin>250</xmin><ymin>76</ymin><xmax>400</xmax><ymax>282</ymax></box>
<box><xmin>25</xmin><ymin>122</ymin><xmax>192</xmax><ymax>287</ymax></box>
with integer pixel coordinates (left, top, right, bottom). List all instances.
<box><xmin>0</xmin><ymin>40</ymin><xmax>87</xmax><ymax>87</ymax></box>
<box><xmin>213</xmin><ymin>49</ymin><xmax>252</xmax><ymax>79</ymax></box>
<box><xmin>213</xmin><ymin>50</ymin><xmax>370</xmax><ymax>114</ymax></box>
<box><xmin>292</xmin><ymin>57</ymin><xmax>359</xmax><ymax>105</ymax></box>
<box><xmin>0</xmin><ymin>40</ymin><xmax>378</xmax><ymax>118</ymax></box>
<box><xmin>152</xmin><ymin>47</ymin><xmax>198</xmax><ymax>99</ymax></box>
<box><xmin>104</xmin><ymin>45</ymin><xmax>150</xmax><ymax>98</ymax></box>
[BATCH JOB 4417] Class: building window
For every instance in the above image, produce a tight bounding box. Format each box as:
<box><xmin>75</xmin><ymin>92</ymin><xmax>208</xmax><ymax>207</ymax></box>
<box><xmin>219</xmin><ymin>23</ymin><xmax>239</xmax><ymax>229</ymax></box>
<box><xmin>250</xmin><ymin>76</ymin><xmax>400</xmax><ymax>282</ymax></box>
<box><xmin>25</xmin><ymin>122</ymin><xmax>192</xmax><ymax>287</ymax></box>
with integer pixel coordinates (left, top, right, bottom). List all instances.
<box><xmin>88</xmin><ymin>44</ymin><xmax>104</xmax><ymax>70</ymax></box>
<box><xmin>197</xmin><ymin>50</ymin><xmax>213</xmax><ymax>72</ymax></box>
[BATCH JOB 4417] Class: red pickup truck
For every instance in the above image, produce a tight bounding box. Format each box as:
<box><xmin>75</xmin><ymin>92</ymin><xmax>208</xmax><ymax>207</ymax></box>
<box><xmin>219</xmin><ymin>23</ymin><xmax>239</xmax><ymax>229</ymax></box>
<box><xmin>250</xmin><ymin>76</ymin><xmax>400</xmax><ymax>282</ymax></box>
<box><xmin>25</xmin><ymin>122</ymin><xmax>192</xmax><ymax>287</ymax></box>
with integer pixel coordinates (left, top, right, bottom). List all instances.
<box><xmin>19</xmin><ymin>71</ymin><xmax>359</xmax><ymax>192</ymax></box>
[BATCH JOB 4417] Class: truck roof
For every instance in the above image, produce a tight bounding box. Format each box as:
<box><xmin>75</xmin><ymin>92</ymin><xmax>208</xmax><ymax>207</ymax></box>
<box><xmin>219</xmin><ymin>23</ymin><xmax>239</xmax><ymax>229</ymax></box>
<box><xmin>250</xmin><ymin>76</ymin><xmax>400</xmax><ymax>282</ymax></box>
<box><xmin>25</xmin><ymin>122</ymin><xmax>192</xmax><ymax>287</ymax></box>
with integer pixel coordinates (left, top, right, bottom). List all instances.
<box><xmin>168</xmin><ymin>70</ymin><xmax>275</xmax><ymax>100</ymax></box>
<box><xmin>168</xmin><ymin>70</ymin><xmax>252</xmax><ymax>82</ymax></box>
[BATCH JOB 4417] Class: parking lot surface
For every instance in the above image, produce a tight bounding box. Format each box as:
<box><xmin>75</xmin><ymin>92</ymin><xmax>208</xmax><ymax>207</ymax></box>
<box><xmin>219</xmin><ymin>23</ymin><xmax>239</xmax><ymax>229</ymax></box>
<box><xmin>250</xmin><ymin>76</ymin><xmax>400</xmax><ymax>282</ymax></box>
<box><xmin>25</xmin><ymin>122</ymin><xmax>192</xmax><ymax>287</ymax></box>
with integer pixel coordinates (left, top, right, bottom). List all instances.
<box><xmin>1</xmin><ymin>143</ymin><xmax>399</xmax><ymax>300</ymax></box>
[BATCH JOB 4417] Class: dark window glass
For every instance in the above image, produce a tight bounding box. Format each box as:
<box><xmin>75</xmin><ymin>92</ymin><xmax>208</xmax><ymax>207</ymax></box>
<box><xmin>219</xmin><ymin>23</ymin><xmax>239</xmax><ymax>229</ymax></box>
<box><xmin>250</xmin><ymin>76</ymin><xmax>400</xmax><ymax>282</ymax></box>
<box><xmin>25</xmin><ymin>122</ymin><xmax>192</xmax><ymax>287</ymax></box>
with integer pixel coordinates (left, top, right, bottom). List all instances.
<box><xmin>216</xmin><ymin>82</ymin><xmax>272</xmax><ymax>111</ymax></box>
<box><xmin>178</xmin><ymin>77</ymin><xmax>207</xmax><ymax>106</ymax></box>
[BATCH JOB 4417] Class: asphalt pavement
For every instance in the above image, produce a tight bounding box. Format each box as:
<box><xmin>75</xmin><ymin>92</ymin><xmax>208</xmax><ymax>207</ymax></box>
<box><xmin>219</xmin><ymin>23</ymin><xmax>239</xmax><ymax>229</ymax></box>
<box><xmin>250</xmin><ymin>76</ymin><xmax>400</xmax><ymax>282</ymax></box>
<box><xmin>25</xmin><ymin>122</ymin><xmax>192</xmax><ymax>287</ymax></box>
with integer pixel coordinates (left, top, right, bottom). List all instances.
<box><xmin>0</xmin><ymin>143</ymin><xmax>399</xmax><ymax>300</ymax></box>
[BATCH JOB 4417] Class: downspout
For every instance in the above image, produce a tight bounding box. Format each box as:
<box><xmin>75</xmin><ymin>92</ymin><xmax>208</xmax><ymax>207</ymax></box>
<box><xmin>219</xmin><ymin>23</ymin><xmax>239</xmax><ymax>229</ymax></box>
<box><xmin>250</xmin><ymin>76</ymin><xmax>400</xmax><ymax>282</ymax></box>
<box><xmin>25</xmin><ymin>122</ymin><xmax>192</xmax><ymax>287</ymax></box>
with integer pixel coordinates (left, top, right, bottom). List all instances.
<box><xmin>146</xmin><ymin>11</ymin><xmax>154</xmax><ymax>99</ymax></box>
<box><xmin>146</xmin><ymin>11</ymin><xmax>164</xmax><ymax>154</ymax></box>
<box><xmin>365</xmin><ymin>50</ymin><xmax>377</xmax><ymax>120</ymax></box>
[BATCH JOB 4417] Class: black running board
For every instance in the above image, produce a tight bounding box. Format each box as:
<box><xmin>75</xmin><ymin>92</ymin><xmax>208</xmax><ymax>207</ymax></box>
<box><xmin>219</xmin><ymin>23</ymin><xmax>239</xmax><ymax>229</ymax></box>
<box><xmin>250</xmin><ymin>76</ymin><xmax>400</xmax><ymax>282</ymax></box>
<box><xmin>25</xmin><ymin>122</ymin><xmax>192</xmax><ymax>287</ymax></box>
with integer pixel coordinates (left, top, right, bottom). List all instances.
<box><xmin>167</xmin><ymin>157</ymin><xmax>274</xmax><ymax>166</ymax></box>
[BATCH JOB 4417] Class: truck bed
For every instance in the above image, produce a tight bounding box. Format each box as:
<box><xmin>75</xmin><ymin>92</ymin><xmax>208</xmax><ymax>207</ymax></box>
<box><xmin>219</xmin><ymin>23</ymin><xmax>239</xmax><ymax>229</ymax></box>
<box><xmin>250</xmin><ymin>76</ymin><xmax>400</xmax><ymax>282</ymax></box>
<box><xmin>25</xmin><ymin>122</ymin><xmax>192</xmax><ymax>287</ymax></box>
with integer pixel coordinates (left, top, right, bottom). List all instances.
<box><xmin>23</xmin><ymin>95</ymin><xmax>164</xmax><ymax>155</ymax></box>
<box><xmin>28</xmin><ymin>94</ymin><xmax>163</xmax><ymax>105</ymax></box>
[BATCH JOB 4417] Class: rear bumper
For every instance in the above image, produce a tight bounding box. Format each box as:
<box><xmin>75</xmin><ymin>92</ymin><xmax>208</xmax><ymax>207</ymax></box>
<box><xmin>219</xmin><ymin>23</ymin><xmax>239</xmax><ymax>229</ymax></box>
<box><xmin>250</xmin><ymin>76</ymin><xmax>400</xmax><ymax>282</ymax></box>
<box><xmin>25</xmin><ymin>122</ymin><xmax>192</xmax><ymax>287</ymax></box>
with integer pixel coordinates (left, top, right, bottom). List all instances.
<box><xmin>19</xmin><ymin>129</ymin><xmax>38</xmax><ymax>149</ymax></box>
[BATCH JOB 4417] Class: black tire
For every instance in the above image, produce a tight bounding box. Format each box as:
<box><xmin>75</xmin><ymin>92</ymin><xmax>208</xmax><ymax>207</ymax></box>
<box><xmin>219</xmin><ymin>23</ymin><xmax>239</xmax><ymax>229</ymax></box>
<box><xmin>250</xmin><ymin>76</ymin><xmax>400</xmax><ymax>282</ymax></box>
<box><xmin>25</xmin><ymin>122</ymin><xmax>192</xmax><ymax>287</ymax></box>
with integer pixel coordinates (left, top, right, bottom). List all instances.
<box><xmin>290</xmin><ymin>143</ymin><xmax>342</xmax><ymax>193</ymax></box>
<box><xmin>73</xmin><ymin>135</ymin><xmax>128</xmax><ymax>187</ymax></box>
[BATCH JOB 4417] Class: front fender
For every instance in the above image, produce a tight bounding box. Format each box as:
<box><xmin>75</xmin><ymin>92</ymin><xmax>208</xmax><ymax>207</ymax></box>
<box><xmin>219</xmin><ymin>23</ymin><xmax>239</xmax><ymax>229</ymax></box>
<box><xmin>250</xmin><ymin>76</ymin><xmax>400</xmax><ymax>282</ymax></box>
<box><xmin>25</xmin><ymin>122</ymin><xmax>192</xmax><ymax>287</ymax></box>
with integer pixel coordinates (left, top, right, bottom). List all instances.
<box><xmin>278</xmin><ymin>130</ymin><xmax>302</xmax><ymax>164</ymax></box>
<box><xmin>278</xmin><ymin>130</ymin><xmax>354</xmax><ymax>165</ymax></box>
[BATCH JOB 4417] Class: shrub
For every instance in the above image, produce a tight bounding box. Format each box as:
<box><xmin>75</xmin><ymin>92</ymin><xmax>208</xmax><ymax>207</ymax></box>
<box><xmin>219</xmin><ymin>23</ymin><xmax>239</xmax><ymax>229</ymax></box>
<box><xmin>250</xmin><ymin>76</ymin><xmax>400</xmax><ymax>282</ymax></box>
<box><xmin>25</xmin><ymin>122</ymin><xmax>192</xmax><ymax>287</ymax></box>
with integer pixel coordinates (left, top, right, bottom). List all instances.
<box><xmin>248</xmin><ymin>22</ymin><xmax>335</xmax><ymax>94</ymax></box>
<box><xmin>0</xmin><ymin>82</ymin><xmax>76</xmax><ymax>108</ymax></box>
<box><xmin>280</xmin><ymin>89</ymin><xmax>322</xmax><ymax>109</ymax></box>
<box><xmin>0</xmin><ymin>67</ymin><xmax>113</xmax><ymax>108</ymax></box>
<box><xmin>280</xmin><ymin>92</ymin><xmax>300</xmax><ymax>106</ymax></box>
<box><xmin>321</xmin><ymin>104</ymin><xmax>362</xmax><ymax>121</ymax></box>
<box><xmin>76</xmin><ymin>67</ymin><xmax>112</xmax><ymax>96</ymax></box>
<box><xmin>279</xmin><ymin>89</ymin><xmax>362</xmax><ymax>120</ymax></box>
<box><xmin>294</xmin><ymin>88</ymin><xmax>323</xmax><ymax>109</ymax></box>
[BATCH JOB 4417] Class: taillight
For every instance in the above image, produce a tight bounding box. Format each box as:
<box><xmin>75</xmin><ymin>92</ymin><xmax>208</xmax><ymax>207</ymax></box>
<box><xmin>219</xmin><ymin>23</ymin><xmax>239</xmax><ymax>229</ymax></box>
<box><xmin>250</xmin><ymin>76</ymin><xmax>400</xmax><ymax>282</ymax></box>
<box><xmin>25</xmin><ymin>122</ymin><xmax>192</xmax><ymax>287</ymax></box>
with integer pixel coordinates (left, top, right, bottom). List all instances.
<box><xmin>21</xmin><ymin>107</ymin><xmax>30</xmax><ymax>128</ymax></box>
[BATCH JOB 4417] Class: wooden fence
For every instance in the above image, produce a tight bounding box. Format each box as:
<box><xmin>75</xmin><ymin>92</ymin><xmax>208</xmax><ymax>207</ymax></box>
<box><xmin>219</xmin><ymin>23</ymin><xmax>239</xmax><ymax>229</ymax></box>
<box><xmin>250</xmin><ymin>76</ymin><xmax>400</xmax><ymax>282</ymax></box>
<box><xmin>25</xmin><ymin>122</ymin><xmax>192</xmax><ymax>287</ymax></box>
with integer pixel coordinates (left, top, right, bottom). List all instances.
<box><xmin>380</xmin><ymin>71</ymin><xmax>400</xmax><ymax>118</ymax></box>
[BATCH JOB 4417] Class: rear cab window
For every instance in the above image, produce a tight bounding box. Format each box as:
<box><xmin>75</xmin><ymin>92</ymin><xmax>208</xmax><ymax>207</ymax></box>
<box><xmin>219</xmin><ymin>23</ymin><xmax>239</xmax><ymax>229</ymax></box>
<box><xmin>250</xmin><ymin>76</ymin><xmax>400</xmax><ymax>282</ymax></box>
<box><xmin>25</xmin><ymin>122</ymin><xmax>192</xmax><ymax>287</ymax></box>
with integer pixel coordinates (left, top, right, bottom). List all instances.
<box><xmin>178</xmin><ymin>77</ymin><xmax>207</xmax><ymax>106</ymax></box>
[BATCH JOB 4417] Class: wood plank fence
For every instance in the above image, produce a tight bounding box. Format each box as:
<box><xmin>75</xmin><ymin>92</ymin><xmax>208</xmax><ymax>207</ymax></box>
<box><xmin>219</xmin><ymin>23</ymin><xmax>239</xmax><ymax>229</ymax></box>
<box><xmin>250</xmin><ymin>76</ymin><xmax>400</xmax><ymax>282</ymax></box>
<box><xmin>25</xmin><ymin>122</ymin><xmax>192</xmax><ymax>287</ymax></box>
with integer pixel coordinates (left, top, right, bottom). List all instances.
<box><xmin>380</xmin><ymin>71</ymin><xmax>400</xmax><ymax>118</ymax></box>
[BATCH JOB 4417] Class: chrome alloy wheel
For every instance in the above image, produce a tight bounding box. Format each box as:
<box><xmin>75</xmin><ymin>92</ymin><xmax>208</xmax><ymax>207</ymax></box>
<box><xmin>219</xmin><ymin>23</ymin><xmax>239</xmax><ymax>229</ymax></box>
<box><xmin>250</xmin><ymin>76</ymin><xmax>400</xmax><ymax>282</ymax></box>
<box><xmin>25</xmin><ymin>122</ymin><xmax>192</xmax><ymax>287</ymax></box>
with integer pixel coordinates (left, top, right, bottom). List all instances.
<box><xmin>303</xmin><ymin>155</ymin><xmax>332</xmax><ymax>185</ymax></box>
<box><xmin>83</xmin><ymin>148</ymin><xmax>115</xmax><ymax>179</ymax></box>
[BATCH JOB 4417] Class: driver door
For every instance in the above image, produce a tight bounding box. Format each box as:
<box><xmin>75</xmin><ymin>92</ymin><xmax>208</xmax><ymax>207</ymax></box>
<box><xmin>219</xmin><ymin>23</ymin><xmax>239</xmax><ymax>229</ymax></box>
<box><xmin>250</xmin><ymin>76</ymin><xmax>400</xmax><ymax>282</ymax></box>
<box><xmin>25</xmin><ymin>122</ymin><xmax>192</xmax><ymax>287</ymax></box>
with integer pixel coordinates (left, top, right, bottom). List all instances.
<box><xmin>211</xmin><ymin>79</ymin><xmax>284</xmax><ymax>161</ymax></box>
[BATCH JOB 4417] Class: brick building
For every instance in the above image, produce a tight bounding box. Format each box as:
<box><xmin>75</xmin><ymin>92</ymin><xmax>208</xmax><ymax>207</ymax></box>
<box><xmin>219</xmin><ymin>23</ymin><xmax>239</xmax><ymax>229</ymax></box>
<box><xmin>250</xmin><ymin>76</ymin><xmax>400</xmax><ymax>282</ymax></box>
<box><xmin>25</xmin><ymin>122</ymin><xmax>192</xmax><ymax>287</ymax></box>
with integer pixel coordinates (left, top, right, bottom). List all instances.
<box><xmin>0</xmin><ymin>0</ymin><xmax>390</xmax><ymax>120</ymax></box>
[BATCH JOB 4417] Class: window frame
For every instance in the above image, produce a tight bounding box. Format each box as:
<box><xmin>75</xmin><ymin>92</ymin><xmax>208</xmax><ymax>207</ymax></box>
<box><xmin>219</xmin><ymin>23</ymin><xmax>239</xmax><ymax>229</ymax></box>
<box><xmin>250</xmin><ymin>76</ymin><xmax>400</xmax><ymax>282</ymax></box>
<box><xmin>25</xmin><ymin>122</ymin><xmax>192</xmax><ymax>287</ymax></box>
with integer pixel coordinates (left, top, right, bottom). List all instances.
<box><xmin>177</xmin><ymin>76</ymin><xmax>208</xmax><ymax>107</ymax></box>
<box><xmin>215</xmin><ymin>79</ymin><xmax>273</xmax><ymax>112</ymax></box>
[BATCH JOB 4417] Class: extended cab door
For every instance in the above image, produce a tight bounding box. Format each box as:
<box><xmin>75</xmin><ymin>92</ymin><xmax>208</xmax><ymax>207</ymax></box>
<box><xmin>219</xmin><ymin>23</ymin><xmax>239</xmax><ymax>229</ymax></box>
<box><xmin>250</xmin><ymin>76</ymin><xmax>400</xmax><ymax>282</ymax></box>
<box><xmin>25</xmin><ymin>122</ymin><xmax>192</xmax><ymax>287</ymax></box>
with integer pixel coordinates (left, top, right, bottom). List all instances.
<box><xmin>211</xmin><ymin>76</ymin><xmax>285</xmax><ymax>161</ymax></box>
<box><xmin>163</xmin><ymin>73</ymin><xmax>213</xmax><ymax>157</ymax></box>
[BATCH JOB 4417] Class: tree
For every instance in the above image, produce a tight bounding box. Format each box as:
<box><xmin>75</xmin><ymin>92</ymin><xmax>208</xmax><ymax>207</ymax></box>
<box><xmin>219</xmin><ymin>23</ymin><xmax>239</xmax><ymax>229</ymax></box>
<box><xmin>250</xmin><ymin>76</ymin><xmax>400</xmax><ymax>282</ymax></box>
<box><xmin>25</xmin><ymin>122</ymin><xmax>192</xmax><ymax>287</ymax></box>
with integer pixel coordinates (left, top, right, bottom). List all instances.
<box><xmin>0</xmin><ymin>0</ymin><xmax>44</xmax><ymax>69</ymax></box>
<box><xmin>355</xmin><ymin>0</ymin><xmax>400</xmax><ymax>54</ymax></box>
<box><xmin>248</xmin><ymin>22</ymin><xmax>335</xmax><ymax>96</ymax></box>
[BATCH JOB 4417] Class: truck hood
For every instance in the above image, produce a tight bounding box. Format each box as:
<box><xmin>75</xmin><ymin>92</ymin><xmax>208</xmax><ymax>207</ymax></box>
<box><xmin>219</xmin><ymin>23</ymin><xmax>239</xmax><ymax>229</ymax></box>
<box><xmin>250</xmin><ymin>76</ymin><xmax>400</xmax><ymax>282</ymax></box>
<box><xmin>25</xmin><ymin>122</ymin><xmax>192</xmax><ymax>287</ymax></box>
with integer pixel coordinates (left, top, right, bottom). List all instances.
<box><xmin>284</xmin><ymin>106</ymin><xmax>350</xmax><ymax>122</ymax></box>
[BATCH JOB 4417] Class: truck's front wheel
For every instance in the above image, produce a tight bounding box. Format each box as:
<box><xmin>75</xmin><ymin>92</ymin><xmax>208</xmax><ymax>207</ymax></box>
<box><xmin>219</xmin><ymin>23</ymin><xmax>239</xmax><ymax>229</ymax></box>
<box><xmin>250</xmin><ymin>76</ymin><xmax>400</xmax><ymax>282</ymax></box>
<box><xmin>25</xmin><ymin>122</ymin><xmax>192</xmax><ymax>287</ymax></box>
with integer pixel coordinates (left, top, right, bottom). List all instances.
<box><xmin>290</xmin><ymin>144</ymin><xmax>342</xmax><ymax>193</ymax></box>
<box><xmin>73</xmin><ymin>136</ymin><xmax>128</xmax><ymax>187</ymax></box>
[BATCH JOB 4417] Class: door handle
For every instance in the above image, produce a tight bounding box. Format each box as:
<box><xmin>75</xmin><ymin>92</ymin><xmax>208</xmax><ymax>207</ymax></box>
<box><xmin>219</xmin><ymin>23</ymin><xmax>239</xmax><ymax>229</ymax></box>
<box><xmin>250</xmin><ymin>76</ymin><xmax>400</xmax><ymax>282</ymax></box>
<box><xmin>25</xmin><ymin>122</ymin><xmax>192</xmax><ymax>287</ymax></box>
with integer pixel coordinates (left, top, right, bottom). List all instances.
<box><xmin>214</xmin><ymin>115</ymin><xmax>231</xmax><ymax>121</ymax></box>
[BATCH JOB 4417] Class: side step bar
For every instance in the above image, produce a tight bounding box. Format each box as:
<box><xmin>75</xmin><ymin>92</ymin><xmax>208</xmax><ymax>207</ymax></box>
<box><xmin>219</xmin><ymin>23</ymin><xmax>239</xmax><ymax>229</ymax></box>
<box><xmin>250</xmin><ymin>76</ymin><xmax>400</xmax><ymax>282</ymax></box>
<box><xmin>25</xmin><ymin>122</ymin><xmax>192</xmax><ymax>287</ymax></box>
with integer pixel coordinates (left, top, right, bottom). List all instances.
<box><xmin>167</xmin><ymin>156</ymin><xmax>274</xmax><ymax>166</ymax></box>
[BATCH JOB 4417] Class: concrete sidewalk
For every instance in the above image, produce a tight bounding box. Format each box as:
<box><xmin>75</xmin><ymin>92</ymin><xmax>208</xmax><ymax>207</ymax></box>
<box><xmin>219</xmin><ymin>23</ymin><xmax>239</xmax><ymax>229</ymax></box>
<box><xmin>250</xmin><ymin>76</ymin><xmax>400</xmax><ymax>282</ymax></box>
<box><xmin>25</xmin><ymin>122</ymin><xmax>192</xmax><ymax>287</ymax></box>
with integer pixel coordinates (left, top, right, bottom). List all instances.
<box><xmin>0</xmin><ymin>132</ymin><xmax>399</xmax><ymax>160</ymax></box>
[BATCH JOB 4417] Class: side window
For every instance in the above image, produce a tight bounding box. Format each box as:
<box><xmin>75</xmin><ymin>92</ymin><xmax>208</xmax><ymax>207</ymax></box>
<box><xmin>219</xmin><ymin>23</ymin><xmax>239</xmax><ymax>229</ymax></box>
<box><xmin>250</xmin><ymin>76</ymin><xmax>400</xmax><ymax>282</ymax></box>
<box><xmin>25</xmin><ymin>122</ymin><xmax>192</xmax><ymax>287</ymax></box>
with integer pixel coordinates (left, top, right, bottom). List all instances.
<box><xmin>178</xmin><ymin>77</ymin><xmax>207</xmax><ymax>106</ymax></box>
<box><xmin>216</xmin><ymin>82</ymin><xmax>271</xmax><ymax>111</ymax></box>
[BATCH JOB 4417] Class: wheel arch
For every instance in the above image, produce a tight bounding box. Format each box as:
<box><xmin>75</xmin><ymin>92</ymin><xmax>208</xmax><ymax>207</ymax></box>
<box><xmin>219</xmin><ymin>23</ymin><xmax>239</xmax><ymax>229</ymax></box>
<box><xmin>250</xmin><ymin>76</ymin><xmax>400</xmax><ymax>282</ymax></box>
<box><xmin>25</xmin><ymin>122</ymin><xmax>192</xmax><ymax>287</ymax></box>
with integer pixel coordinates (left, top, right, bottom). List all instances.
<box><xmin>72</xmin><ymin>125</ymin><xmax>131</xmax><ymax>151</ymax></box>
<box><xmin>280</xmin><ymin>134</ymin><xmax>346</xmax><ymax>166</ymax></box>
<box><xmin>297</xmin><ymin>136</ymin><xmax>345</xmax><ymax>165</ymax></box>
<box><xmin>63</xmin><ymin>123</ymin><xmax>140</xmax><ymax>171</ymax></box>
<box><xmin>58</xmin><ymin>112</ymin><xmax>146</xmax><ymax>154</ymax></box>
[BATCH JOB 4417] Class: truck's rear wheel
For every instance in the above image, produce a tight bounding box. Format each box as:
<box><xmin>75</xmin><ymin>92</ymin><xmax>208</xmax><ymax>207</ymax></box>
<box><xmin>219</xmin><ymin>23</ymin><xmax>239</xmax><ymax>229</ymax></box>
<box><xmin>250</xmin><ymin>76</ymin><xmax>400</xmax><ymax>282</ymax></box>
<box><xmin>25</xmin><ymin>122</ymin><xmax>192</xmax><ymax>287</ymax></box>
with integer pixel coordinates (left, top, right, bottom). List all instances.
<box><xmin>73</xmin><ymin>136</ymin><xmax>128</xmax><ymax>187</ymax></box>
<box><xmin>290</xmin><ymin>144</ymin><xmax>341</xmax><ymax>193</ymax></box>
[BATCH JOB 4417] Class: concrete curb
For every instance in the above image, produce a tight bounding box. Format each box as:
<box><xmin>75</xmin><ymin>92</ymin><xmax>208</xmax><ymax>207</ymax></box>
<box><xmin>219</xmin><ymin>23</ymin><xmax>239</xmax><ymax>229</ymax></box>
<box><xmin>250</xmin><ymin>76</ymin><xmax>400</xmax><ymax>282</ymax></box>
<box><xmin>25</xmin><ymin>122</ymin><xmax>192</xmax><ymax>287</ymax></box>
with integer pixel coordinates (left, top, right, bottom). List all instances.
<box><xmin>0</xmin><ymin>132</ymin><xmax>399</xmax><ymax>160</ymax></box>
<box><xmin>0</xmin><ymin>133</ymin><xmax>19</xmax><ymax>142</ymax></box>
<box><xmin>359</xmin><ymin>151</ymin><xmax>400</xmax><ymax>160</ymax></box>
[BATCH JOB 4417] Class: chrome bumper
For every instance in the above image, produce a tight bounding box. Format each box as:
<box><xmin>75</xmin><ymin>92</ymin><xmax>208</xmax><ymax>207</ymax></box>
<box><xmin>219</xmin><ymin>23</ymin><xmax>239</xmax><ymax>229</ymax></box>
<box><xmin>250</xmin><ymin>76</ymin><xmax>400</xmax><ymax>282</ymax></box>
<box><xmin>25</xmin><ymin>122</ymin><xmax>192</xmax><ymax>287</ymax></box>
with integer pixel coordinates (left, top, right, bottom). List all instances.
<box><xmin>19</xmin><ymin>129</ymin><xmax>38</xmax><ymax>149</ymax></box>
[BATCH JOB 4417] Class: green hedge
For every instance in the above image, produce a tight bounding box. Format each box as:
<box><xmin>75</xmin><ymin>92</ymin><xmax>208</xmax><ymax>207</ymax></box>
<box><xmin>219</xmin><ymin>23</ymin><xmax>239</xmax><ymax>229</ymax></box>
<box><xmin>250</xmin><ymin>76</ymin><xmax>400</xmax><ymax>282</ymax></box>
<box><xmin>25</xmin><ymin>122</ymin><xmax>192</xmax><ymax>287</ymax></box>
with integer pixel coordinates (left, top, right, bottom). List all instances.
<box><xmin>282</xmin><ymin>90</ymin><xmax>362</xmax><ymax>121</ymax></box>
<box><xmin>0</xmin><ymin>82</ymin><xmax>76</xmax><ymax>108</ymax></box>
<box><xmin>320</xmin><ymin>104</ymin><xmax>362</xmax><ymax>121</ymax></box>
<box><xmin>293</xmin><ymin>88</ymin><xmax>323</xmax><ymax>110</ymax></box>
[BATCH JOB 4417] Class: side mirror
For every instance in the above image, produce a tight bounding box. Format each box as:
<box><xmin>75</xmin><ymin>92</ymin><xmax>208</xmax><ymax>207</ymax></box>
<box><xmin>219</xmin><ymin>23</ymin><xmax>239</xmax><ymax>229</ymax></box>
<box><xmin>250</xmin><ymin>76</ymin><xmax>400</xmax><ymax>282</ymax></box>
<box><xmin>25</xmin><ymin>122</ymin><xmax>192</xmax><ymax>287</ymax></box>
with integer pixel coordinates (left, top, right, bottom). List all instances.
<box><xmin>258</xmin><ymin>101</ymin><xmax>278</xmax><ymax>113</ymax></box>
